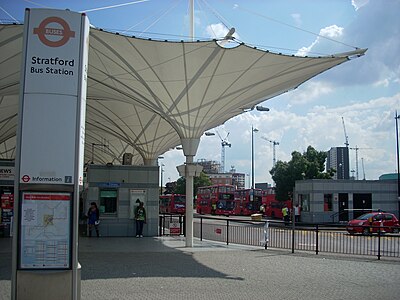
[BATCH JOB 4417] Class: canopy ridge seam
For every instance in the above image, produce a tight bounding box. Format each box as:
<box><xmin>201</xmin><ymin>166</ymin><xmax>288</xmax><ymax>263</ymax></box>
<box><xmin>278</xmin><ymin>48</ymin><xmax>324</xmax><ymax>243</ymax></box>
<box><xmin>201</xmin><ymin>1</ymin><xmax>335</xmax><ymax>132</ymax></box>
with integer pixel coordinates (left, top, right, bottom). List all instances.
<box><xmin>90</xmin><ymin>33</ymin><xmax>166</xmax><ymax>111</ymax></box>
<box><xmin>86</xmin><ymin>103</ymin><xmax>137</xmax><ymax>143</ymax></box>
<box><xmin>192</xmin><ymin>47</ymin><xmax>226</xmax><ymax>132</ymax></box>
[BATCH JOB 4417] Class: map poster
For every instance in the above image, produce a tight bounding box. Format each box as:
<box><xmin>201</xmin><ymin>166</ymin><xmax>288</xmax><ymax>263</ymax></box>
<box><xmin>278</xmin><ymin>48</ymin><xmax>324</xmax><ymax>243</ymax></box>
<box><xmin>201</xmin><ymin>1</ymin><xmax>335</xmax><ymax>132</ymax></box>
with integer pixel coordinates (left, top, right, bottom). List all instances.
<box><xmin>19</xmin><ymin>192</ymin><xmax>71</xmax><ymax>269</ymax></box>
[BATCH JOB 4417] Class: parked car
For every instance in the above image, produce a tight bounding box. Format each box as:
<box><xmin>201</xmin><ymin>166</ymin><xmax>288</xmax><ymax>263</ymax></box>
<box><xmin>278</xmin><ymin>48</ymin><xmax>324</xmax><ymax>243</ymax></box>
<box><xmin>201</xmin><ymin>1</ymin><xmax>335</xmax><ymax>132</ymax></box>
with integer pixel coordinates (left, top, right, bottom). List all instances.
<box><xmin>347</xmin><ymin>212</ymin><xmax>400</xmax><ymax>235</ymax></box>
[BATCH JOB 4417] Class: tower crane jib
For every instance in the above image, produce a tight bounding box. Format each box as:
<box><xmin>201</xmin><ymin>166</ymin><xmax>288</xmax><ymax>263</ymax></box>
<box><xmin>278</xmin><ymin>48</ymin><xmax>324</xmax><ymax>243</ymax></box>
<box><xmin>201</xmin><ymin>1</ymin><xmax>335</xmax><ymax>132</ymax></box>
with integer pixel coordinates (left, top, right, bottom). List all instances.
<box><xmin>261</xmin><ymin>137</ymin><xmax>280</xmax><ymax>168</ymax></box>
<box><xmin>216</xmin><ymin>130</ymin><xmax>231</xmax><ymax>173</ymax></box>
<box><xmin>342</xmin><ymin>117</ymin><xmax>349</xmax><ymax>147</ymax></box>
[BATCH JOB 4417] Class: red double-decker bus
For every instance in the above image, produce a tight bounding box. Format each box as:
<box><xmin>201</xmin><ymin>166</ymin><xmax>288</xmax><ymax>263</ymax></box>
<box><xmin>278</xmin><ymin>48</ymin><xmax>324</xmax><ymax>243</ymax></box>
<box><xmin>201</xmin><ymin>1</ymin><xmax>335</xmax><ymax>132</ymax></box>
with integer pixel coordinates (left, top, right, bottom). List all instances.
<box><xmin>196</xmin><ymin>184</ymin><xmax>235</xmax><ymax>215</ymax></box>
<box><xmin>262</xmin><ymin>188</ymin><xmax>291</xmax><ymax>219</ymax></box>
<box><xmin>159</xmin><ymin>194</ymin><xmax>186</xmax><ymax>214</ymax></box>
<box><xmin>234</xmin><ymin>188</ymin><xmax>263</xmax><ymax>216</ymax></box>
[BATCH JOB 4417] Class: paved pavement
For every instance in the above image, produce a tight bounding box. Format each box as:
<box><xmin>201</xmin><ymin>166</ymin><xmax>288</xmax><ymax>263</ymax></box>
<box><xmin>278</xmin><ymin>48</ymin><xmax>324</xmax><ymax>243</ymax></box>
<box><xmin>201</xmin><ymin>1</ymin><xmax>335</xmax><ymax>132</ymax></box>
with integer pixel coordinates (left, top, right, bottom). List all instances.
<box><xmin>1</xmin><ymin>236</ymin><xmax>400</xmax><ymax>300</ymax></box>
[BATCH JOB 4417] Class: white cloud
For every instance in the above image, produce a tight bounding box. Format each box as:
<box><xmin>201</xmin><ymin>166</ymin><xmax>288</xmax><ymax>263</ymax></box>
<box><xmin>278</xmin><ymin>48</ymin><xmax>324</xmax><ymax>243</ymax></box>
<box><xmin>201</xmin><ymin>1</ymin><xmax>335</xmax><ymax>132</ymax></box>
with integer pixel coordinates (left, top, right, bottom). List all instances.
<box><xmin>296</xmin><ymin>25</ymin><xmax>343</xmax><ymax>56</ymax></box>
<box><xmin>351</xmin><ymin>0</ymin><xmax>369</xmax><ymax>11</ymax></box>
<box><xmin>291</xmin><ymin>13</ymin><xmax>302</xmax><ymax>27</ymax></box>
<box><xmin>296</xmin><ymin>43</ymin><xmax>316</xmax><ymax>57</ymax></box>
<box><xmin>320</xmin><ymin>25</ymin><xmax>344</xmax><ymax>38</ymax></box>
<box><xmin>205</xmin><ymin>23</ymin><xmax>239</xmax><ymax>40</ymax></box>
<box><xmin>289</xmin><ymin>81</ymin><xmax>334</xmax><ymax>105</ymax></box>
<box><xmin>195</xmin><ymin>93</ymin><xmax>399</xmax><ymax>185</ymax></box>
<box><xmin>206</xmin><ymin>23</ymin><xmax>228</xmax><ymax>38</ymax></box>
<box><xmin>373</xmin><ymin>79</ymin><xmax>390</xmax><ymax>88</ymax></box>
<box><xmin>318</xmin><ymin>1</ymin><xmax>400</xmax><ymax>87</ymax></box>
<box><xmin>162</xmin><ymin>92</ymin><xmax>399</xmax><ymax>185</ymax></box>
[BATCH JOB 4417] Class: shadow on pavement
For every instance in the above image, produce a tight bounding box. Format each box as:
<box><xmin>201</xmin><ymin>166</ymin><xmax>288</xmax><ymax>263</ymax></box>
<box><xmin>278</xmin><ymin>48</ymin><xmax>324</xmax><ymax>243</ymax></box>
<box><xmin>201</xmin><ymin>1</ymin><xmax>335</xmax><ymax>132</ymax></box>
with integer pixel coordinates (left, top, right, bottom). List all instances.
<box><xmin>0</xmin><ymin>238</ymin><xmax>11</xmax><ymax>280</ymax></box>
<box><xmin>0</xmin><ymin>237</ymin><xmax>244</xmax><ymax>281</ymax></box>
<box><xmin>79</xmin><ymin>237</ymin><xmax>244</xmax><ymax>281</ymax></box>
<box><xmin>79</xmin><ymin>250</ymin><xmax>243</xmax><ymax>280</ymax></box>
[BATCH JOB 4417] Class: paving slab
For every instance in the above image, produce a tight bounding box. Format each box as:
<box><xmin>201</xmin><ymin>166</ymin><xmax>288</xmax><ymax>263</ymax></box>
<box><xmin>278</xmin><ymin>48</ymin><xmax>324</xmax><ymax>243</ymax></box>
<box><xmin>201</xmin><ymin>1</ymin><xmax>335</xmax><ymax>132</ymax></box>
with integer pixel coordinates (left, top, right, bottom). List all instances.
<box><xmin>1</xmin><ymin>236</ymin><xmax>399</xmax><ymax>300</ymax></box>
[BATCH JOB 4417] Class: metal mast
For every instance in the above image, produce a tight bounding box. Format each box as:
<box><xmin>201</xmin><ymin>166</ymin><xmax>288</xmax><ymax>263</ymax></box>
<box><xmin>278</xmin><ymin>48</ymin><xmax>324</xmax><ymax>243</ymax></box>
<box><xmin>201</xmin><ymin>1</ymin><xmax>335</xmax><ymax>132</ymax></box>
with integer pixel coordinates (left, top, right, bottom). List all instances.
<box><xmin>189</xmin><ymin>0</ymin><xmax>194</xmax><ymax>41</ymax></box>
<box><xmin>395</xmin><ymin>110</ymin><xmax>400</xmax><ymax>217</ymax></box>
<box><xmin>361</xmin><ymin>157</ymin><xmax>366</xmax><ymax>180</ymax></box>
<box><xmin>352</xmin><ymin>145</ymin><xmax>359</xmax><ymax>180</ymax></box>
<box><xmin>216</xmin><ymin>131</ymin><xmax>231</xmax><ymax>173</ymax></box>
<box><xmin>261</xmin><ymin>137</ymin><xmax>280</xmax><ymax>168</ymax></box>
<box><xmin>349</xmin><ymin>146</ymin><xmax>372</xmax><ymax>180</ymax></box>
<box><xmin>342</xmin><ymin>117</ymin><xmax>349</xmax><ymax>147</ymax></box>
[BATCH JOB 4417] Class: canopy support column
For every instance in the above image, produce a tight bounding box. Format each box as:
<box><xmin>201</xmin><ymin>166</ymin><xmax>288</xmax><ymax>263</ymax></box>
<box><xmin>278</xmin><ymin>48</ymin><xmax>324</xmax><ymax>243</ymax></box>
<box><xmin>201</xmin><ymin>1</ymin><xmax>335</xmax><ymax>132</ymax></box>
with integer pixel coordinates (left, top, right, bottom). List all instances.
<box><xmin>177</xmin><ymin>138</ymin><xmax>202</xmax><ymax>247</ymax></box>
<box><xmin>189</xmin><ymin>0</ymin><xmax>194</xmax><ymax>41</ymax></box>
<box><xmin>143</xmin><ymin>158</ymin><xmax>157</xmax><ymax>166</ymax></box>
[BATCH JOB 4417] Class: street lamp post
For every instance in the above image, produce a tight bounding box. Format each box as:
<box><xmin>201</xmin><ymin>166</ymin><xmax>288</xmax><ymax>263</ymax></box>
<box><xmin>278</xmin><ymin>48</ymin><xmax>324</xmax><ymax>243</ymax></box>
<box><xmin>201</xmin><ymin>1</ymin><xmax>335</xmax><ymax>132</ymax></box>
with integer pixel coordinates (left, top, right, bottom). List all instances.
<box><xmin>160</xmin><ymin>163</ymin><xmax>165</xmax><ymax>195</ymax></box>
<box><xmin>251</xmin><ymin>126</ymin><xmax>259</xmax><ymax>189</ymax></box>
<box><xmin>91</xmin><ymin>142</ymin><xmax>109</xmax><ymax>164</ymax></box>
<box><xmin>395</xmin><ymin>111</ymin><xmax>400</xmax><ymax>216</ymax></box>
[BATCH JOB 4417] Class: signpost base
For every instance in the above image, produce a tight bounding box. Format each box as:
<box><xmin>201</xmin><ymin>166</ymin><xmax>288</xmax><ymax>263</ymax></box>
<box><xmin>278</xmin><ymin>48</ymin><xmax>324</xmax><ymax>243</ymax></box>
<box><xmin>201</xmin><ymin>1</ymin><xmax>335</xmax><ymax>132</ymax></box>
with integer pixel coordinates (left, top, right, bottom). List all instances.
<box><xmin>16</xmin><ymin>264</ymin><xmax>81</xmax><ymax>300</ymax></box>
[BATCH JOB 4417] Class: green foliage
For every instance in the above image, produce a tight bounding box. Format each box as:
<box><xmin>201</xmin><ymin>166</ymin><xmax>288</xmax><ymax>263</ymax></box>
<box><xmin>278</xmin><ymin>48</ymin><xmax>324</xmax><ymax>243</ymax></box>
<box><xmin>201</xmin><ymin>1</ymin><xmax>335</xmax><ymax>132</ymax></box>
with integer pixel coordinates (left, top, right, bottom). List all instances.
<box><xmin>174</xmin><ymin>177</ymin><xmax>186</xmax><ymax>195</ymax></box>
<box><xmin>270</xmin><ymin>145</ymin><xmax>335</xmax><ymax>200</ymax></box>
<box><xmin>174</xmin><ymin>171</ymin><xmax>212</xmax><ymax>195</ymax></box>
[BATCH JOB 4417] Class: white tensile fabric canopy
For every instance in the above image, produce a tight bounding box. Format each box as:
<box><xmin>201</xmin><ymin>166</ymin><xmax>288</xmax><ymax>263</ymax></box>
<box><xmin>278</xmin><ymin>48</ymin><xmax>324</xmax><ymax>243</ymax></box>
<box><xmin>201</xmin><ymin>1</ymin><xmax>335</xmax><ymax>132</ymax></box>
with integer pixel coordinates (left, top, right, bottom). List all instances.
<box><xmin>0</xmin><ymin>24</ymin><xmax>366</xmax><ymax>165</ymax></box>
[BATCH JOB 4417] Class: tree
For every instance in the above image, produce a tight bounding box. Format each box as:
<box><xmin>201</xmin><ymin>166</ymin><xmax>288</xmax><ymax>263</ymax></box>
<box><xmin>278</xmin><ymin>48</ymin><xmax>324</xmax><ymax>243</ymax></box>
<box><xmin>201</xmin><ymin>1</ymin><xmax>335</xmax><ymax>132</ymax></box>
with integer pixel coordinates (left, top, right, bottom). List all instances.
<box><xmin>174</xmin><ymin>171</ymin><xmax>212</xmax><ymax>195</ymax></box>
<box><xmin>270</xmin><ymin>145</ymin><xmax>335</xmax><ymax>201</ymax></box>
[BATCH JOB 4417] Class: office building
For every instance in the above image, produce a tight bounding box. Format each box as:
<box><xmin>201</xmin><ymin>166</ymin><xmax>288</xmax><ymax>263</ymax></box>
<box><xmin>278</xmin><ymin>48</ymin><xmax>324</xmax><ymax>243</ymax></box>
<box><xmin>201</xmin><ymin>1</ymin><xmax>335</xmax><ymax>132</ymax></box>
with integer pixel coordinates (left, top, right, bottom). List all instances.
<box><xmin>327</xmin><ymin>147</ymin><xmax>350</xmax><ymax>180</ymax></box>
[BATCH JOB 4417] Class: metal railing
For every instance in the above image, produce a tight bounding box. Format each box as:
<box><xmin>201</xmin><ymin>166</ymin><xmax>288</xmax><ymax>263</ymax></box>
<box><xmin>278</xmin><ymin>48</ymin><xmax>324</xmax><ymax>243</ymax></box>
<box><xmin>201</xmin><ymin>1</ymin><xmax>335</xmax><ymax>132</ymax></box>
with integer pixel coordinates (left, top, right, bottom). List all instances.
<box><xmin>159</xmin><ymin>214</ymin><xmax>400</xmax><ymax>260</ymax></box>
<box><xmin>159</xmin><ymin>213</ymin><xmax>185</xmax><ymax>236</ymax></box>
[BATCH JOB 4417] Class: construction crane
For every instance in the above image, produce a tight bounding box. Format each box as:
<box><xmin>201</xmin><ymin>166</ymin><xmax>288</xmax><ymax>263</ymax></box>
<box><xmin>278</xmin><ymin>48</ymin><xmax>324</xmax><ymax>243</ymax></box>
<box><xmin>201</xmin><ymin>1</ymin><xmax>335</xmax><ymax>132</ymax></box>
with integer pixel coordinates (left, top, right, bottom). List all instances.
<box><xmin>361</xmin><ymin>157</ymin><xmax>366</xmax><ymax>180</ymax></box>
<box><xmin>341</xmin><ymin>117</ymin><xmax>349</xmax><ymax>147</ymax></box>
<box><xmin>216</xmin><ymin>130</ymin><xmax>231</xmax><ymax>173</ymax></box>
<box><xmin>349</xmin><ymin>146</ymin><xmax>372</xmax><ymax>180</ymax></box>
<box><xmin>261</xmin><ymin>137</ymin><xmax>280</xmax><ymax>168</ymax></box>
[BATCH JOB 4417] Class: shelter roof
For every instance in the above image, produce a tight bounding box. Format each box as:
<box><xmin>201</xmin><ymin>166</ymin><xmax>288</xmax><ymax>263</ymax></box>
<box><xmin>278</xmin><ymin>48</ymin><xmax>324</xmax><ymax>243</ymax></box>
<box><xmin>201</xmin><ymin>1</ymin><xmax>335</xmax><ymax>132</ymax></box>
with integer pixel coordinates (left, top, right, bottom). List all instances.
<box><xmin>0</xmin><ymin>24</ymin><xmax>366</xmax><ymax>165</ymax></box>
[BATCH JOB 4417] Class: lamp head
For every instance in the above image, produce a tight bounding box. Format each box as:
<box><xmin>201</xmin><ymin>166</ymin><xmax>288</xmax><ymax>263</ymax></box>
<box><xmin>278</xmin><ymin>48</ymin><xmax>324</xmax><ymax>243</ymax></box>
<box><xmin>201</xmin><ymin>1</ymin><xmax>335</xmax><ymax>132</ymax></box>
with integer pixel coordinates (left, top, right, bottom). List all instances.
<box><xmin>255</xmin><ymin>106</ymin><xmax>270</xmax><ymax>111</ymax></box>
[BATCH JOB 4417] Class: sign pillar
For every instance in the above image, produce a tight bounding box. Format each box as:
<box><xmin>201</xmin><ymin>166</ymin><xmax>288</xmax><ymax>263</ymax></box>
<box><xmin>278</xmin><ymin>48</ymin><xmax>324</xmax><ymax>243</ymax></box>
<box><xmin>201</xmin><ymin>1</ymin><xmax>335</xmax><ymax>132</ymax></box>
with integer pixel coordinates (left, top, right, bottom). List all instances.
<box><xmin>12</xmin><ymin>8</ymin><xmax>89</xmax><ymax>300</ymax></box>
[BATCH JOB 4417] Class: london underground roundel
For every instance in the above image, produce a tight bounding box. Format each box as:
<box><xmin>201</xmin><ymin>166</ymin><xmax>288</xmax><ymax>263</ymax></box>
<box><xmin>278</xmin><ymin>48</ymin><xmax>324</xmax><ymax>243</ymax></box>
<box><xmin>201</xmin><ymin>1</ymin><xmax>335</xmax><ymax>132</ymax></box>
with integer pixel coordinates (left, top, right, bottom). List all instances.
<box><xmin>33</xmin><ymin>16</ymin><xmax>75</xmax><ymax>47</ymax></box>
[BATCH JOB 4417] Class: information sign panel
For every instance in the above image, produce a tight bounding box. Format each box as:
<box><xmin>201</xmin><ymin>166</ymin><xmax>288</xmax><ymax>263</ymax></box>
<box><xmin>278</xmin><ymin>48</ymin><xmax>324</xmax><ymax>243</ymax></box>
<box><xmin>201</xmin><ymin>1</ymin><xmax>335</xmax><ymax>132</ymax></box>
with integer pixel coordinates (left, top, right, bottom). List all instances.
<box><xmin>19</xmin><ymin>192</ymin><xmax>71</xmax><ymax>269</ymax></box>
<box><xmin>0</xmin><ymin>166</ymin><xmax>14</xmax><ymax>181</ymax></box>
<box><xmin>18</xmin><ymin>8</ymin><xmax>89</xmax><ymax>185</ymax></box>
<box><xmin>169</xmin><ymin>218</ymin><xmax>180</xmax><ymax>235</ymax></box>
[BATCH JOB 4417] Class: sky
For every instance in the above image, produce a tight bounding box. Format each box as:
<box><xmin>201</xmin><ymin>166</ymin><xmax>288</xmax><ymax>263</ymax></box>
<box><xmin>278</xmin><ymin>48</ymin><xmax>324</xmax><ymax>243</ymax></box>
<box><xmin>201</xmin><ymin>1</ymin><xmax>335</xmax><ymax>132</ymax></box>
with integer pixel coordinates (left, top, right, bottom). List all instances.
<box><xmin>1</xmin><ymin>0</ymin><xmax>400</xmax><ymax>187</ymax></box>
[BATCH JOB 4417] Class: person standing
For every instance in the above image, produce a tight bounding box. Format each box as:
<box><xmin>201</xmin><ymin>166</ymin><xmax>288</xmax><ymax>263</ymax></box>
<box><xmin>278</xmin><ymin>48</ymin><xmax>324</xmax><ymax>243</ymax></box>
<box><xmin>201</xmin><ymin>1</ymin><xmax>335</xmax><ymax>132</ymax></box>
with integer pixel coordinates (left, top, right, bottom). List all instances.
<box><xmin>87</xmin><ymin>202</ymin><xmax>100</xmax><ymax>237</ymax></box>
<box><xmin>259</xmin><ymin>204</ymin><xmax>266</xmax><ymax>215</ymax></box>
<box><xmin>211</xmin><ymin>202</ymin><xmax>217</xmax><ymax>215</ymax></box>
<box><xmin>135</xmin><ymin>201</ymin><xmax>146</xmax><ymax>237</ymax></box>
<box><xmin>294</xmin><ymin>204</ymin><xmax>301</xmax><ymax>222</ymax></box>
<box><xmin>282</xmin><ymin>204</ymin><xmax>289</xmax><ymax>225</ymax></box>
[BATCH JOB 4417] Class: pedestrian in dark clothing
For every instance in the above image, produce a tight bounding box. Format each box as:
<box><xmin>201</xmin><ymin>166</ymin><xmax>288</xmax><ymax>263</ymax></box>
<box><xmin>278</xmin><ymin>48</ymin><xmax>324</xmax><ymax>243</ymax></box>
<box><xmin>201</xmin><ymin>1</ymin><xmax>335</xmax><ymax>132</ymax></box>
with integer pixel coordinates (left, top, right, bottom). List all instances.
<box><xmin>135</xmin><ymin>201</ymin><xmax>146</xmax><ymax>237</ymax></box>
<box><xmin>87</xmin><ymin>202</ymin><xmax>100</xmax><ymax>237</ymax></box>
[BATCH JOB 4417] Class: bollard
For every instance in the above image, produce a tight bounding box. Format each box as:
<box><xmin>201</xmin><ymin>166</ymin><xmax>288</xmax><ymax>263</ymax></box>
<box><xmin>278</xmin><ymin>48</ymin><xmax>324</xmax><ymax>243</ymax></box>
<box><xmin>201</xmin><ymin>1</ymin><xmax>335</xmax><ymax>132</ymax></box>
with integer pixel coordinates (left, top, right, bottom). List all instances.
<box><xmin>226</xmin><ymin>219</ymin><xmax>230</xmax><ymax>245</ymax></box>
<box><xmin>264</xmin><ymin>220</ymin><xmax>269</xmax><ymax>249</ymax></box>
<box><xmin>200</xmin><ymin>217</ymin><xmax>203</xmax><ymax>241</ymax></box>
<box><xmin>291</xmin><ymin>215</ymin><xmax>295</xmax><ymax>253</ymax></box>
<box><xmin>159</xmin><ymin>216</ymin><xmax>162</xmax><ymax>236</ymax></box>
<box><xmin>315</xmin><ymin>224</ymin><xmax>319</xmax><ymax>255</ymax></box>
<box><xmin>179</xmin><ymin>215</ymin><xmax>183</xmax><ymax>235</ymax></box>
<box><xmin>377</xmin><ymin>226</ymin><xmax>381</xmax><ymax>260</ymax></box>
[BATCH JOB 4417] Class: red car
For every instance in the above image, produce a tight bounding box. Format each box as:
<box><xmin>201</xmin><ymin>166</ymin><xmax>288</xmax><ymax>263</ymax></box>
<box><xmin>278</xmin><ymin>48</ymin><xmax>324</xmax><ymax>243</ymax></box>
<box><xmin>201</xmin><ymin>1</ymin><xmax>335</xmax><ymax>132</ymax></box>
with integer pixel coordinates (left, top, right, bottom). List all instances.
<box><xmin>346</xmin><ymin>212</ymin><xmax>400</xmax><ymax>235</ymax></box>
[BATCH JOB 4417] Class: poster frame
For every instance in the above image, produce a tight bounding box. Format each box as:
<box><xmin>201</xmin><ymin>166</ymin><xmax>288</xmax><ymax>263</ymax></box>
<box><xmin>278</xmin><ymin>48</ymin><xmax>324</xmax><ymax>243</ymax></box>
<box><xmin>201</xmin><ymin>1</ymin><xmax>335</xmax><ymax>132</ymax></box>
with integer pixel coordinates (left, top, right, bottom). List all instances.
<box><xmin>18</xmin><ymin>190</ymin><xmax>73</xmax><ymax>270</ymax></box>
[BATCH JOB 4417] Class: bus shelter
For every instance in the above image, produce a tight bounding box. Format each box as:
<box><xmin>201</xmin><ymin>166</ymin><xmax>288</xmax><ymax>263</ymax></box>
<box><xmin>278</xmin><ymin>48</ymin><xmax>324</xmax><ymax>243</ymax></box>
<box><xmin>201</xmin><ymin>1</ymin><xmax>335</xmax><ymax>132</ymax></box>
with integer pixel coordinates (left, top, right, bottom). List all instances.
<box><xmin>0</xmin><ymin>23</ymin><xmax>366</xmax><ymax>247</ymax></box>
